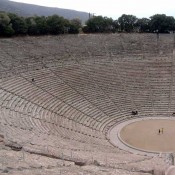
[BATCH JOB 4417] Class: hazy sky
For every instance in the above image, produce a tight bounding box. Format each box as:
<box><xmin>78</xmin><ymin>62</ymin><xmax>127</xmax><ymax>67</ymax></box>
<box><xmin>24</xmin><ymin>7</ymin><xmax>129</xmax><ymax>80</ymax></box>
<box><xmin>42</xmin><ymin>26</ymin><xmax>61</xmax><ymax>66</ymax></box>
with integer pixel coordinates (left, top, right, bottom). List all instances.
<box><xmin>10</xmin><ymin>0</ymin><xmax>175</xmax><ymax>19</ymax></box>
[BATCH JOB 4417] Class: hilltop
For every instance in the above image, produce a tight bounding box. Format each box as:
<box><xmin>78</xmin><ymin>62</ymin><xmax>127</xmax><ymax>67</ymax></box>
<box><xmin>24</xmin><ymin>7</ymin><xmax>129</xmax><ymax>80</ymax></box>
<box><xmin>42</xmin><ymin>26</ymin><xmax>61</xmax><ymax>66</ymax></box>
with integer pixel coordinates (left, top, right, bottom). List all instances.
<box><xmin>0</xmin><ymin>0</ymin><xmax>90</xmax><ymax>23</ymax></box>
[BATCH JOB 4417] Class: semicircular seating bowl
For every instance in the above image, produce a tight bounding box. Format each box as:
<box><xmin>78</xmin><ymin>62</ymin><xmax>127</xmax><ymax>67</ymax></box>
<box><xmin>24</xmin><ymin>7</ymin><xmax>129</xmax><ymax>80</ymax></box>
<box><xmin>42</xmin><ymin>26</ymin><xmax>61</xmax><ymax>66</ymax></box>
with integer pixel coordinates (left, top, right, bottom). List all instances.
<box><xmin>0</xmin><ymin>33</ymin><xmax>174</xmax><ymax>166</ymax></box>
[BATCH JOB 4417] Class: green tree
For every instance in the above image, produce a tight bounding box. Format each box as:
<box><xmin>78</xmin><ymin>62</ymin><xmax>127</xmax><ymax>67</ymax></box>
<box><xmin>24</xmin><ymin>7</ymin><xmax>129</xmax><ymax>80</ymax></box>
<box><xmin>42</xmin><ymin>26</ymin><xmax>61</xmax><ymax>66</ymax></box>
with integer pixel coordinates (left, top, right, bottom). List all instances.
<box><xmin>47</xmin><ymin>15</ymin><xmax>69</xmax><ymax>35</ymax></box>
<box><xmin>71</xmin><ymin>18</ymin><xmax>82</xmax><ymax>29</ymax></box>
<box><xmin>3</xmin><ymin>23</ymin><xmax>15</xmax><ymax>36</ymax></box>
<box><xmin>83</xmin><ymin>16</ymin><xmax>114</xmax><ymax>33</ymax></box>
<box><xmin>112</xmin><ymin>20</ymin><xmax>119</xmax><ymax>32</ymax></box>
<box><xmin>0</xmin><ymin>12</ymin><xmax>14</xmax><ymax>36</ymax></box>
<box><xmin>150</xmin><ymin>14</ymin><xmax>175</xmax><ymax>33</ymax></box>
<box><xmin>34</xmin><ymin>16</ymin><xmax>48</xmax><ymax>35</ymax></box>
<box><xmin>26</xmin><ymin>16</ymin><xmax>48</xmax><ymax>35</ymax></box>
<box><xmin>26</xmin><ymin>17</ymin><xmax>38</xmax><ymax>35</ymax></box>
<box><xmin>103</xmin><ymin>17</ymin><xmax>114</xmax><ymax>32</ymax></box>
<box><xmin>68</xmin><ymin>18</ymin><xmax>82</xmax><ymax>34</ymax></box>
<box><xmin>136</xmin><ymin>18</ymin><xmax>150</xmax><ymax>32</ymax></box>
<box><xmin>8</xmin><ymin>13</ymin><xmax>27</xmax><ymax>35</ymax></box>
<box><xmin>118</xmin><ymin>14</ymin><xmax>138</xmax><ymax>32</ymax></box>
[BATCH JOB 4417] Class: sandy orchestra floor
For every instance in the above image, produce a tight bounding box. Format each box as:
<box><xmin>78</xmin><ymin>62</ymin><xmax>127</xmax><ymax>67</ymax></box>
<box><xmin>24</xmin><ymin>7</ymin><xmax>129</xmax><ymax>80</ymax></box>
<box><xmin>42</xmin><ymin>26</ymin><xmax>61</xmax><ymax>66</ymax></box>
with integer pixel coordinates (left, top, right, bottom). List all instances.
<box><xmin>120</xmin><ymin>119</ymin><xmax>175</xmax><ymax>152</ymax></box>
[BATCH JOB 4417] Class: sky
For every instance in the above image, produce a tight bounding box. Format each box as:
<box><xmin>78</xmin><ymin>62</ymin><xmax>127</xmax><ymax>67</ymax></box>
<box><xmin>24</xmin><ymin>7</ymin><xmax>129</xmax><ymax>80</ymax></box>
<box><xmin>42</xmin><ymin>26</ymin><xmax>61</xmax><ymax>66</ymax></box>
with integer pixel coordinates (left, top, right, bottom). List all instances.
<box><xmin>10</xmin><ymin>0</ymin><xmax>175</xmax><ymax>19</ymax></box>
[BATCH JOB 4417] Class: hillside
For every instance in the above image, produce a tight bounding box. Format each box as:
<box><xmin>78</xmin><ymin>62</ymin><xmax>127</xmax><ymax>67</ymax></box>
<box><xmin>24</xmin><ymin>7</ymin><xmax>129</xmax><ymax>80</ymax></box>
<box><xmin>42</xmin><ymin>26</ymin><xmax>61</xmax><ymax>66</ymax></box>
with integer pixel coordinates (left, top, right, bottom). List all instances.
<box><xmin>0</xmin><ymin>0</ymin><xmax>90</xmax><ymax>23</ymax></box>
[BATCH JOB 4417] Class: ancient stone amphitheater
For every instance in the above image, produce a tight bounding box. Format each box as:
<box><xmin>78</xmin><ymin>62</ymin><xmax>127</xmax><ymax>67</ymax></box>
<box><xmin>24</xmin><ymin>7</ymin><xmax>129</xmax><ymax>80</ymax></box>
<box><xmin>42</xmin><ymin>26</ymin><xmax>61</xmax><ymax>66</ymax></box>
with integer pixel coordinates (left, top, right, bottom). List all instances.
<box><xmin>0</xmin><ymin>33</ymin><xmax>175</xmax><ymax>174</ymax></box>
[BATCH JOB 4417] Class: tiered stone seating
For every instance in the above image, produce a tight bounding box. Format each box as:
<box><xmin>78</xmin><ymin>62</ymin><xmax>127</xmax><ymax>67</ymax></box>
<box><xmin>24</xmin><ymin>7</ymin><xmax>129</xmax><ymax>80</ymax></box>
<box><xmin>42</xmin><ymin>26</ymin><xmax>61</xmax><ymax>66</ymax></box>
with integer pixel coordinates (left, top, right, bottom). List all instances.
<box><xmin>158</xmin><ymin>34</ymin><xmax>174</xmax><ymax>56</ymax></box>
<box><xmin>115</xmin><ymin>61</ymin><xmax>171</xmax><ymax>116</ymax></box>
<box><xmin>148</xmin><ymin>62</ymin><xmax>171</xmax><ymax>115</ymax></box>
<box><xmin>0</xmin><ymin>33</ymin><xmax>174</xmax><ymax>172</ymax></box>
<box><xmin>0</xmin><ymin>93</ymin><xmax>113</xmax><ymax>155</ymax></box>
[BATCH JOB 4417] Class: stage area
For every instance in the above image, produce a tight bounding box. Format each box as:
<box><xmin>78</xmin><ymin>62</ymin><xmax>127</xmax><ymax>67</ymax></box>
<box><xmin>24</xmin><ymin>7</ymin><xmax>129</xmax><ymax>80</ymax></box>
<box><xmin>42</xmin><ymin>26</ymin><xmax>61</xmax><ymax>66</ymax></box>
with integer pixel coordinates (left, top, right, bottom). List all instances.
<box><xmin>109</xmin><ymin>118</ymin><xmax>175</xmax><ymax>154</ymax></box>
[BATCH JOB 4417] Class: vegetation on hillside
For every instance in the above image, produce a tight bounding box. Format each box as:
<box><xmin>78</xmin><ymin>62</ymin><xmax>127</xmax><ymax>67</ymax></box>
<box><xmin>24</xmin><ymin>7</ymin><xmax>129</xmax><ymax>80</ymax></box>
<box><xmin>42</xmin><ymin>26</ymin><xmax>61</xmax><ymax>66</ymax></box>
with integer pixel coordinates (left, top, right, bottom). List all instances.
<box><xmin>0</xmin><ymin>12</ymin><xmax>175</xmax><ymax>37</ymax></box>
<box><xmin>0</xmin><ymin>12</ymin><xmax>81</xmax><ymax>36</ymax></box>
<box><xmin>83</xmin><ymin>14</ymin><xmax>175</xmax><ymax>33</ymax></box>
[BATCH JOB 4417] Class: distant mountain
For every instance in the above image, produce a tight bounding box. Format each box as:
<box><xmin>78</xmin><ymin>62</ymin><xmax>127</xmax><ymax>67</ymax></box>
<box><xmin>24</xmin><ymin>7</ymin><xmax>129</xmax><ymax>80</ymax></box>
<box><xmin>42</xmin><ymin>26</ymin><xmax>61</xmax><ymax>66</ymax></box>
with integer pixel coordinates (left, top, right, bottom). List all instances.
<box><xmin>0</xmin><ymin>0</ymin><xmax>90</xmax><ymax>23</ymax></box>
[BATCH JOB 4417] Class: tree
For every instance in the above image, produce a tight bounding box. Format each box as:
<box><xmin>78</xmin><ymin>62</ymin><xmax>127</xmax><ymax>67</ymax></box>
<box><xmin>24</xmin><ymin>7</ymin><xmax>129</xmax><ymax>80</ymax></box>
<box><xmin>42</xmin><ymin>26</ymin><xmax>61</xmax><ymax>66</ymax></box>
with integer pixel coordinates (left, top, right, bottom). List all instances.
<box><xmin>26</xmin><ymin>17</ymin><xmax>38</xmax><ymax>35</ymax></box>
<box><xmin>68</xmin><ymin>18</ymin><xmax>82</xmax><ymax>34</ymax></box>
<box><xmin>3</xmin><ymin>23</ymin><xmax>15</xmax><ymax>36</ymax></box>
<box><xmin>103</xmin><ymin>17</ymin><xmax>115</xmax><ymax>32</ymax></box>
<box><xmin>112</xmin><ymin>20</ymin><xmax>119</xmax><ymax>32</ymax></box>
<box><xmin>149</xmin><ymin>14</ymin><xmax>175</xmax><ymax>33</ymax></box>
<box><xmin>83</xmin><ymin>16</ymin><xmax>114</xmax><ymax>33</ymax></box>
<box><xmin>34</xmin><ymin>16</ymin><xmax>48</xmax><ymax>35</ymax></box>
<box><xmin>0</xmin><ymin>12</ymin><xmax>14</xmax><ymax>36</ymax></box>
<box><xmin>136</xmin><ymin>18</ymin><xmax>150</xmax><ymax>32</ymax></box>
<box><xmin>118</xmin><ymin>14</ymin><xmax>138</xmax><ymax>32</ymax></box>
<box><xmin>70</xmin><ymin>18</ymin><xmax>82</xmax><ymax>29</ymax></box>
<box><xmin>84</xmin><ymin>16</ymin><xmax>104</xmax><ymax>33</ymax></box>
<box><xmin>47</xmin><ymin>15</ymin><xmax>69</xmax><ymax>35</ymax></box>
<box><xmin>26</xmin><ymin>16</ymin><xmax>48</xmax><ymax>35</ymax></box>
<box><xmin>8</xmin><ymin>13</ymin><xmax>27</xmax><ymax>35</ymax></box>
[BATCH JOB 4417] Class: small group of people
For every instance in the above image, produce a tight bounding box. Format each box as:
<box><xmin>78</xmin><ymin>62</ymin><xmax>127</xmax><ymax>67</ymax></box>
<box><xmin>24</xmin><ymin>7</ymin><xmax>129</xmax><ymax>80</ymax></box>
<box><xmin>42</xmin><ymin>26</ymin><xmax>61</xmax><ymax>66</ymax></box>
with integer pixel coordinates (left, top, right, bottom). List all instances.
<box><xmin>131</xmin><ymin>111</ymin><xmax>138</xmax><ymax>115</ymax></box>
<box><xmin>158</xmin><ymin>128</ymin><xmax>164</xmax><ymax>134</ymax></box>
